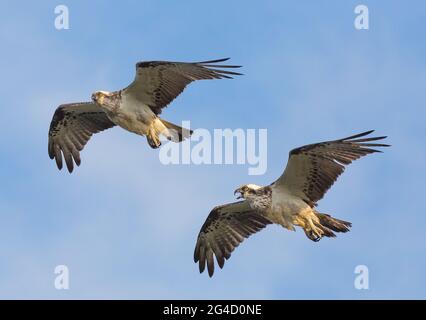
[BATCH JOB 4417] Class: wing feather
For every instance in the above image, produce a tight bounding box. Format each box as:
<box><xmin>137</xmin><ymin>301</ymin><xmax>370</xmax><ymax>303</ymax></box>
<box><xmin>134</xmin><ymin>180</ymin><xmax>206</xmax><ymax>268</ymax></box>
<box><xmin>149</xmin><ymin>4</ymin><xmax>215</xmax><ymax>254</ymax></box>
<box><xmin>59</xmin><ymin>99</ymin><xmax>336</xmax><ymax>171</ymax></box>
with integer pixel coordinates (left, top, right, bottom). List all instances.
<box><xmin>194</xmin><ymin>201</ymin><xmax>271</xmax><ymax>277</ymax></box>
<box><xmin>123</xmin><ymin>58</ymin><xmax>242</xmax><ymax>115</ymax></box>
<box><xmin>48</xmin><ymin>102</ymin><xmax>115</xmax><ymax>173</ymax></box>
<box><xmin>274</xmin><ymin>130</ymin><xmax>390</xmax><ymax>206</ymax></box>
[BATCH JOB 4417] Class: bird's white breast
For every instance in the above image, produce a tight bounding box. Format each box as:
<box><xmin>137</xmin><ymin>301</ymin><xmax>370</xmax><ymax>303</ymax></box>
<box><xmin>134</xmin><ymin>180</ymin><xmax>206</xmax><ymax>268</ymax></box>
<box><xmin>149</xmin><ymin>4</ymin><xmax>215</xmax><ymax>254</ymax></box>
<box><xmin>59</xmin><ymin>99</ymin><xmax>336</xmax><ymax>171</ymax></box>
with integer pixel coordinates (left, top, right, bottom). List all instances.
<box><xmin>267</xmin><ymin>185</ymin><xmax>311</xmax><ymax>229</ymax></box>
<box><xmin>109</xmin><ymin>94</ymin><xmax>156</xmax><ymax>135</ymax></box>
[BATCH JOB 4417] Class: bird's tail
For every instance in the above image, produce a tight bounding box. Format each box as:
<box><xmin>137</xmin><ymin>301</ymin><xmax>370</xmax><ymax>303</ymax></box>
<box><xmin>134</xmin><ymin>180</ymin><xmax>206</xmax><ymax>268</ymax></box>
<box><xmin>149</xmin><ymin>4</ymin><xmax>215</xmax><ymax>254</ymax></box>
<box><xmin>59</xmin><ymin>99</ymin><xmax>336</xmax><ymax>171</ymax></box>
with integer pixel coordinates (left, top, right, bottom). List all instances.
<box><xmin>160</xmin><ymin>119</ymin><xmax>193</xmax><ymax>142</ymax></box>
<box><xmin>146</xmin><ymin>118</ymin><xmax>193</xmax><ymax>149</ymax></box>
<box><xmin>314</xmin><ymin>212</ymin><xmax>352</xmax><ymax>238</ymax></box>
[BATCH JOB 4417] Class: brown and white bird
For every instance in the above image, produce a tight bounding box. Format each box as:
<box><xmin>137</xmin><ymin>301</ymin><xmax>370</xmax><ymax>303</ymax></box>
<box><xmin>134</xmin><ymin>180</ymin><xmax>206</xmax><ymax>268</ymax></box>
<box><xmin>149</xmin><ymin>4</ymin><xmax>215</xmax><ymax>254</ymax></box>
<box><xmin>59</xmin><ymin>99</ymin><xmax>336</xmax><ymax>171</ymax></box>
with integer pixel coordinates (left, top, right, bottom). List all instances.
<box><xmin>194</xmin><ymin>130</ymin><xmax>389</xmax><ymax>277</ymax></box>
<box><xmin>48</xmin><ymin>58</ymin><xmax>242</xmax><ymax>172</ymax></box>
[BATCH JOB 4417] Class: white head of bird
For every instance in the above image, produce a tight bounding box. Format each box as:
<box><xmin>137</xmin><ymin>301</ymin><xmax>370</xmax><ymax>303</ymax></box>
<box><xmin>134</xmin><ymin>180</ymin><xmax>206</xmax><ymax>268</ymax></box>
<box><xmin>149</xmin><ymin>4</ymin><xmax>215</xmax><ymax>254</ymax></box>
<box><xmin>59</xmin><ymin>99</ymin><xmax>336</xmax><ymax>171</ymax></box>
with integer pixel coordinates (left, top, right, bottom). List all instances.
<box><xmin>91</xmin><ymin>90</ymin><xmax>113</xmax><ymax>105</ymax></box>
<box><xmin>234</xmin><ymin>184</ymin><xmax>262</xmax><ymax>200</ymax></box>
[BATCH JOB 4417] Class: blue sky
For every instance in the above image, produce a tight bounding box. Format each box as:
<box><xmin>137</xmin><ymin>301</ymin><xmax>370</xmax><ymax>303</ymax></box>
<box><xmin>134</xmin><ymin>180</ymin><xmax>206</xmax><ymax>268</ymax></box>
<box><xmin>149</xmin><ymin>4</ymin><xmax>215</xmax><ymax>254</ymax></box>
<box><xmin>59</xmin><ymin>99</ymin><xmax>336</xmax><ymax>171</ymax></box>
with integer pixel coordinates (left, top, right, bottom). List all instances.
<box><xmin>0</xmin><ymin>0</ymin><xmax>425</xmax><ymax>299</ymax></box>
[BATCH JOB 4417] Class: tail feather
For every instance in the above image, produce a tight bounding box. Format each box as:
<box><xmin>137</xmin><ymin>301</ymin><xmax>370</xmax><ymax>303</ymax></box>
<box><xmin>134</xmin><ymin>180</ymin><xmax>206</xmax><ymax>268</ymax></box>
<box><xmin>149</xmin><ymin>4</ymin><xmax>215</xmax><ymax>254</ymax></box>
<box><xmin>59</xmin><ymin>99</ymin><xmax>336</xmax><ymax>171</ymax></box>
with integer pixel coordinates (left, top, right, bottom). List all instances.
<box><xmin>146</xmin><ymin>119</ymin><xmax>193</xmax><ymax>149</ymax></box>
<box><xmin>160</xmin><ymin>119</ymin><xmax>193</xmax><ymax>142</ymax></box>
<box><xmin>316</xmin><ymin>212</ymin><xmax>352</xmax><ymax>234</ymax></box>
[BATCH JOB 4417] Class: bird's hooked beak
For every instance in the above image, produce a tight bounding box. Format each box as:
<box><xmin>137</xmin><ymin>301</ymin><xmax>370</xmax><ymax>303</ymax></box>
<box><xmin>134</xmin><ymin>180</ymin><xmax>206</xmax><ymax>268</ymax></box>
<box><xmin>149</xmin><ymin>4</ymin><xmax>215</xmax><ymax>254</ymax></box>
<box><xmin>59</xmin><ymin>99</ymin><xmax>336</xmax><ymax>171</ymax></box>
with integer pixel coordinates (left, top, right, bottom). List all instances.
<box><xmin>234</xmin><ymin>188</ymin><xmax>243</xmax><ymax>199</ymax></box>
<box><xmin>91</xmin><ymin>92</ymin><xmax>104</xmax><ymax>104</ymax></box>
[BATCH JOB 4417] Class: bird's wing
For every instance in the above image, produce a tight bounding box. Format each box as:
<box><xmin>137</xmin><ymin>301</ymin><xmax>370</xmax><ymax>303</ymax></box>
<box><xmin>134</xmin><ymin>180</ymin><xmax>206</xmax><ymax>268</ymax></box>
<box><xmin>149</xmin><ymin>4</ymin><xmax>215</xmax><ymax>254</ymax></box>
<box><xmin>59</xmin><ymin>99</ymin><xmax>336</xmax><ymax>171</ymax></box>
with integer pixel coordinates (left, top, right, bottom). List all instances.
<box><xmin>273</xmin><ymin>130</ymin><xmax>389</xmax><ymax>207</ymax></box>
<box><xmin>122</xmin><ymin>58</ymin><xmax>242</xmax><ymax>115</ymax></box>
<box><xmin>48</xmin><ymin>102</ymin><xmax>115</xmax><ymax>173</ymax></box>
<box><xmin>194</xmin><ymin>200</ymin><xmax>272</xmax><ymax>277</ymax></box>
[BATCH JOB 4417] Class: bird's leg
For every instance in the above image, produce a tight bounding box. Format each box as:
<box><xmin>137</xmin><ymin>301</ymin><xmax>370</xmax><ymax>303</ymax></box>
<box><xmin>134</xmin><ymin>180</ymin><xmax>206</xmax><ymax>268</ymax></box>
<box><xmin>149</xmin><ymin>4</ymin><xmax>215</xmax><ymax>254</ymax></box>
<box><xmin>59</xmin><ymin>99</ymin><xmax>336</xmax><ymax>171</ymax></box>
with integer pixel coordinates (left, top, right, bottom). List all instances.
<box><xmin>303</xmin><ymin>216</ymin><xmax>324</xmax><ymax>242</ymax></box>
<box><xmin>146</xmin><ymin>126</ymin><xmax>161</xmax><ymax>149</ymax></box>
<box><xmin>292</xmin><ymin>210</ymin><xmax>325</xmax><ymax>241</ymax></box>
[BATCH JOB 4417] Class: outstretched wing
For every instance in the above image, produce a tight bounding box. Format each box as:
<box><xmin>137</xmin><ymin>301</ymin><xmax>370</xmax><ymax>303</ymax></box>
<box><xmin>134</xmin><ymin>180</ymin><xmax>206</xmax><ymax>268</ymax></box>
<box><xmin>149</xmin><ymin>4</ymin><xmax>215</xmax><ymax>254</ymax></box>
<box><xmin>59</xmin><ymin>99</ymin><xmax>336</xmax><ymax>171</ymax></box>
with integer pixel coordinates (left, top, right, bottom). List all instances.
<box><xmin>194</xmin><ymin>201</ymin><xmax>271</xmax><ymax>277</ymax></box>
<box><xmin>123</xmin><ymin>58</ymin><xmax>242</xmax><ymax>115</ymax></box>
<box><xmin>48</xmin><ymin>102</ymin><xmax>115</xmax><ymax>173</ymax></box>
<box><xmin>274</xmin><ymin>130</ymin><xmax>390</xmax><ymax>207</ymax></box>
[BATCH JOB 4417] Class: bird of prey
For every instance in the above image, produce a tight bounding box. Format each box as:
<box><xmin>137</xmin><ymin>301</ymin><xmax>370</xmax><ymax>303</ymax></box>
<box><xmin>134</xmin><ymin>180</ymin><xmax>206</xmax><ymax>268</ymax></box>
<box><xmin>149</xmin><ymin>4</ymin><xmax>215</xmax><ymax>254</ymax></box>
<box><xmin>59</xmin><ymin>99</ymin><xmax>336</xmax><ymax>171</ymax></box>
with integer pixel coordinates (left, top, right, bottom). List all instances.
<box><xmin>48</xmin><ymin>58</ymin><xmax>242</xmax><ymax>172</ymax></box>
<box><xmin>194</xmin><ymin>130</ymin><xmax>389</xmax><ymax>277</ymax></box>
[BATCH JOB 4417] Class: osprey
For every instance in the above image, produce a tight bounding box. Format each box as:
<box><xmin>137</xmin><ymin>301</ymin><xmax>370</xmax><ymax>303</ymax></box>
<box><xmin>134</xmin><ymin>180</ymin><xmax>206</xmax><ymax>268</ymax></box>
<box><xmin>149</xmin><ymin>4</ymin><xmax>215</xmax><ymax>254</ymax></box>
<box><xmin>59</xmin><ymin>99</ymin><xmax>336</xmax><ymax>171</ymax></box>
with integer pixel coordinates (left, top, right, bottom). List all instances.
<box><xmin>48</xmin><ymin>58</ymin><xmax>242</xmax><ymax>172</ymax></box>
<box><xmin>194</xmin><ymin>130</ymin><xmax>389</xmax><ymax>277</ymax></box>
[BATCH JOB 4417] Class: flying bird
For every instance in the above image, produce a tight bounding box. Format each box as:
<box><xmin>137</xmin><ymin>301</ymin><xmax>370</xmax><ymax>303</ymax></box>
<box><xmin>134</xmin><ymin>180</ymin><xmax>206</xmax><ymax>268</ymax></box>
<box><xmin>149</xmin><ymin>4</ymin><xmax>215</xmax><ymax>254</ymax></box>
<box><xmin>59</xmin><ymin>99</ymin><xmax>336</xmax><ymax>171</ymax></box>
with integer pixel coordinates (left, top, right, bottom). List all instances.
<box><xmin>194</xmin><ymin>130</ymin><xmax>389</xmax><ymax>277</ymax></box>
<box><xmin>48</xmin><ymin>58</ymin><xmax>242</xmax><ymax>172</ymax></box>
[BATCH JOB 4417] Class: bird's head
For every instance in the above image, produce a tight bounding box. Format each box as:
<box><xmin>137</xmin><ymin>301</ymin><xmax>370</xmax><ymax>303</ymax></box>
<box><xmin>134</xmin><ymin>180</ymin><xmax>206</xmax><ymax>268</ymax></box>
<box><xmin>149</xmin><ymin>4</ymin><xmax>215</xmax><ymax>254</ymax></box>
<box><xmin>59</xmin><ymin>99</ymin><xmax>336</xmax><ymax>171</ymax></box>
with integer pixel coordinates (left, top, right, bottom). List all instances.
<box><xmin>234</xmin><ymin>184</ymin><xmax>262</xmax><ymax>200</ymax></box>
<box><xmin>91</xmin><ymin>90</ymin><xmax>111</xmax><ymax>105</ymax></box>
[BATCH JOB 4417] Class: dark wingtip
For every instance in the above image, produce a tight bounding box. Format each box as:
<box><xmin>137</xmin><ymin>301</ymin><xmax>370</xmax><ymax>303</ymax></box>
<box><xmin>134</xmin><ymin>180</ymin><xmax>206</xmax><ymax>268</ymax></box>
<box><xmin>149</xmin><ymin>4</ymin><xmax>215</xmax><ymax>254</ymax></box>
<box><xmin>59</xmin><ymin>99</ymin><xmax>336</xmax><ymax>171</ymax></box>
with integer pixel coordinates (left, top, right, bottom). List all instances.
<box><xmin>363</xmin><ymin>129</ymin><xmax>375</xmax><ymax>135</ymax></box>
<box><xmin>227</xmin><ymin>72</ymin><xmax>244</xmax><ymax>77</ymax></box>
<box><xmin>342</xmin><ymin>130</ymin><xmax>375</xmax><ymax>141</ymax></box>
<box><xmin>66</xmin><ymin>163</ymin><xmax>74</xmax><ymax>173</ymax></box>
<box><xmin>197</xmin><ymin>57</ymin><xmax>231</xmax><ymax>64</ymax></box>
<box><xmin>48</xmin><ymin>144</ymin><xmax>54</xmax><ymax>159</ymax></box>
<box><xmin>217</xmin><ymin>259</ymin><xmax>225</xmax><ymax>269</ymax></box>
<box><xmin>374</xmin><ymin>143</ymin><xmax>391</xmax><ymax>147</ymax></box>
<box><xmin>194</xmin><ymin>247</ymin><xmax>199</xmax><ymax>263</ymax></box>
<box><xmin>56</xmin><ymin>160</ymin><xmax>63</xmax><ymax>171</ymax></box>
